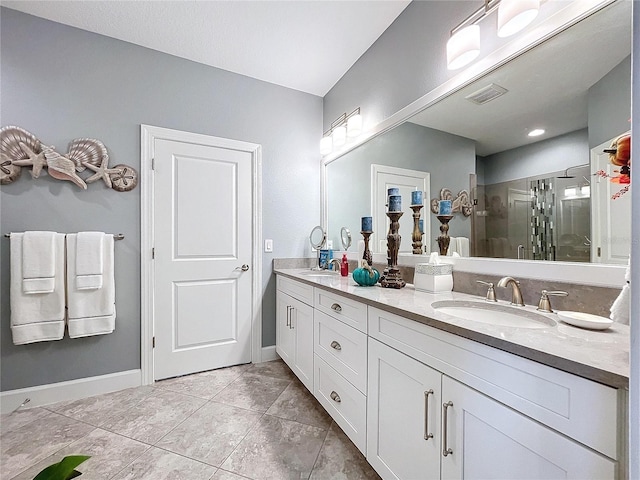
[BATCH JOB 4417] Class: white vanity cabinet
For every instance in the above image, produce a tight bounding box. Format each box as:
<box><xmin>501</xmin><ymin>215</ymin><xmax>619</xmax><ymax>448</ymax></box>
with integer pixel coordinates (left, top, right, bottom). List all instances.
<box><xmin>367</xmin><ymin>306</ymin><xmax>621</xmax><ymax>480</ymax></box>
<box><xmin>274</xmin><ymin>273</ymin><xmax>625</xmax><ymax>480</ymax></box>
<box><xmin>275</xmin><ymin>276</ymin><xmax>314</xmax><ymax>391</ymax></box>
<box><xmin>313</xmin><ymin>288</ymin><xmax>368</xmax><ymax>454</ymax></box>
<box><xmin>368</xmin><ymin>338</ymin><xmax>618</xmax><ymax>480</ymax></box>
<box><xmin>367</xmin><ymin>337</ymin><xmax>443</xmax><ymax>479</ymax></box>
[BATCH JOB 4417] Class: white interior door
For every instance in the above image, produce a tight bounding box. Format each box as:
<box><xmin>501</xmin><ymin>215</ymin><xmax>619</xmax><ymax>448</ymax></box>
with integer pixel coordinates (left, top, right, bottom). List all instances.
<box><xmin>153</xmin><ymin>137</ymin><xmax>253</xmax><ymax>380</ymax></box>
<box><xmin>591</xmin><ymin>134</ymin><xmax>631</xmax><ymax>264</ymax></box>
<box><xmin>371</xmin><ymin>164</ymin><xmax>430</xmax><ymax>254</ymax></box>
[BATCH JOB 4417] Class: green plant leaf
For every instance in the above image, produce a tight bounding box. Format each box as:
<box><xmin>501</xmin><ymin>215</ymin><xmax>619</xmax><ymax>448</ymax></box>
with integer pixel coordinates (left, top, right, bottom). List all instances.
<box><xmin>33</xmin><ymin>455</ymin><xmax>91</xmax><ymax>480</ymax></box>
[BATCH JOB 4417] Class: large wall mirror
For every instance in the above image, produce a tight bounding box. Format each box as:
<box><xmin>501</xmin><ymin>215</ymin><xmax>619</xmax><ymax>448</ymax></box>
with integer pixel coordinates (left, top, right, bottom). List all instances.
<box><xmin>325</xmin><ymin>0</ymin><xmax>631</xmax><ymax>266</ymax></box>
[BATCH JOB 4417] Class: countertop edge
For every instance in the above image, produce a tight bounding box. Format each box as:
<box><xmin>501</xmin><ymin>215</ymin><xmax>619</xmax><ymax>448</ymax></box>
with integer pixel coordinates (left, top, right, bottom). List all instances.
<box><xmin>275</xmin><ymin>269</ymin><xmax>629</xmax><ymax>390</ymax></box>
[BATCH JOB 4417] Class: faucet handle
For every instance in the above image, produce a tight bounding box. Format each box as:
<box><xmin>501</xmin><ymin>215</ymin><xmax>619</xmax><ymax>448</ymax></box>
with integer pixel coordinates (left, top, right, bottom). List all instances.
<box><xmin>476</xmin><ymin>280</ymin><xmax>497</xmax><ymax>302</ymax></box>
<box><xmin>537</xmin><ymin>290</ymin><xmax>569</xmax><ymax>313</ymax></box>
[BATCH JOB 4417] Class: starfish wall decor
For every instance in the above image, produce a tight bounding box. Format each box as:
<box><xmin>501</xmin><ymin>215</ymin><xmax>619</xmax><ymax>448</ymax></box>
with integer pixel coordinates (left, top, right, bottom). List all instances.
<box><xmin>0</xmin><ymin>126</ymin><xmax>138</xmax><ymax>191</ymax></box>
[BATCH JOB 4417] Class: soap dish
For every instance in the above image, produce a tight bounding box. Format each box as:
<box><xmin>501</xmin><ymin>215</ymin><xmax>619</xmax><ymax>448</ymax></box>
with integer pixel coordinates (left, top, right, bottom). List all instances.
<box><xmin>556</xmin><ymin>311</ymin><xmax>613</xmax><ymax>330</ymax></box>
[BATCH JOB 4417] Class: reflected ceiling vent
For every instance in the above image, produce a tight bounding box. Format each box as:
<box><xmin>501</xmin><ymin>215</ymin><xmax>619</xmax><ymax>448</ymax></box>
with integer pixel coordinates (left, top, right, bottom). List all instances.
<box><xmin>465</xmin><ymin>83</ymin><xmax>508</xmax><ymax>105</ymax></box>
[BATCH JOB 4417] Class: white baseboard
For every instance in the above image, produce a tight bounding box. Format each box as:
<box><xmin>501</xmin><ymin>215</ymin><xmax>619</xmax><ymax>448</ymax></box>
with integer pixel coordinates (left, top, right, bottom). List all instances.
<box><xmin>0</xmin><ymin>369</ymin><xmax>142</xmax><ymax>414</ymax></box>
<box><xmin>260</xmin><ymin>345</ymin><xmax>278</xmax><ymax>362</ymax></box>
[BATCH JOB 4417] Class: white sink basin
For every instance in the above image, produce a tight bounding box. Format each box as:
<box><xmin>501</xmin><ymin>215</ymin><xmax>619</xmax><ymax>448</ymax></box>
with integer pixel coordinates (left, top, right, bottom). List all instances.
<box><xmin>431</xmin><ymin>300</ymin><xmax>556</xmax><ymax>329</ymax></box>
<box><xmin>300</xmin><ymin>270</ymin><xmax>339</xmax><ymax>277</ymax></box>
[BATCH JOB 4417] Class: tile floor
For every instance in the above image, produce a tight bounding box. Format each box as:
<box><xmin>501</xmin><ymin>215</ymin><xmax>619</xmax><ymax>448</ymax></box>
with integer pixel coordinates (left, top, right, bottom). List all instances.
<box><xmin>0</xmin><ymin>360</ymin><xmax>381</xmax><ymax>480</ymax></box>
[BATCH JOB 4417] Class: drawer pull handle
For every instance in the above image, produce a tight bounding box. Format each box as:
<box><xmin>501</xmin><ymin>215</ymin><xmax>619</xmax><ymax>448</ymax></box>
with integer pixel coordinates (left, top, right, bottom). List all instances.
<box><xmin>330</xmin><ymin>391</ymin><xmax>341</xmax><ymax>403</ymax></box>
<box><xmin>442</xmin><ymin>401</ymin><xmax>453</xmax><ymax>457</ymax></box>
<box><xmin>286</xmin><ymin>306</ymin><xmax>291</xmax><ymax>327</ymax></box>
<box><xmin>331</xmin><ymin>303</ymin><xmax>342</xmax><ymax>313</ymax></box>
<box><xmin>330</xmin><ymin>340</ymin><xmax>342</xmax><ymax>351</ymax></box>
<box><xmin>424</xmin><ymin>389</ymin><xmax>434</xmax><ymax>440</ymax></box>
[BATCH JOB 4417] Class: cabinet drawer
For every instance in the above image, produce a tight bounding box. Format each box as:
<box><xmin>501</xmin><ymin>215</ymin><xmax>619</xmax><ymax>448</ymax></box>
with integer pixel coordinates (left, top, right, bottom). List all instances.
<box><xmin>368</xmin><ymin>306</ymin><xmax>620</xmax><ymax>460</ymax></box>
<box><xmin>314</xmin><ymin>289</ymin><xmax>367</xmax><ymax>333</ymax></box>
<box><xmin>277</xmin><ymin>275</ymin><xmax>313</xmax><ymax>306</ymax></box>
<box><xmin>314</xmin><ymin>310</ymin><xmax>367</xmax><ymax>393</ymax></box>
<box><xmin>314</xmin><ymin>355</ymin><xmax>367</xmax><ymax>454</ymax></box>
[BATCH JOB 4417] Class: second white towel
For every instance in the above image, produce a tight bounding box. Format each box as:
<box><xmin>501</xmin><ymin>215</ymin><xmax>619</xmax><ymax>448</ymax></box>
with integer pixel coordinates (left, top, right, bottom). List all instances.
<box><xmin>76</xmin><ymin>231</ymin><xmax>105</xmax><ymax>290</ymax></box>
<box><xmin>67</xmin><ymin>233</ymin><xmax>116</xmax><ymax>338</ymax></box>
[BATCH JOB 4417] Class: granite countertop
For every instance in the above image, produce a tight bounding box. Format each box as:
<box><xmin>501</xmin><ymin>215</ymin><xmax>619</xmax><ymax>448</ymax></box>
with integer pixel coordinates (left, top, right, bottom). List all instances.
<box><xmin>275</xmin><ymin>268</ymin><xmax>630</xmax><ymax>389</ymax></box>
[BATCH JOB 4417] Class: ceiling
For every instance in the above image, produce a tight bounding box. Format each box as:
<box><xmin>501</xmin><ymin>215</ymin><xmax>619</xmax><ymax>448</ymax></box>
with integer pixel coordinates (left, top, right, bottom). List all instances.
<box><xmin>1</xmin><ymin>0</ymin><xmax>410</xmax><ymax>97</ymax></box>
<box><xmin>409</xmin><ymin>1</ymin><xmax>631</xmax><ymax>156</ymax></box>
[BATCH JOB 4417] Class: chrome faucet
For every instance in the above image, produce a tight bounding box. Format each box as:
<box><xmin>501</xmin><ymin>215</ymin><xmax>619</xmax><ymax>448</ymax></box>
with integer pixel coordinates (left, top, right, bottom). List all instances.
<box><xmin>328</xmin><ymin>258</ymin><xmax>341</xmax><ymax>272</ymax></box>
<box><xmin>497</xmin><ymin>276</ymin><xmax>525</xmax><ymax>306</ymax></box>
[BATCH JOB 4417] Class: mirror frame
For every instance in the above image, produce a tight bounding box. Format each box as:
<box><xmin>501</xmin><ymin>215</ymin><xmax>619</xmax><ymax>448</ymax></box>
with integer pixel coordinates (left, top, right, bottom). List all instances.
<box><xmin>321</xmin><ymin>0</ymin><xmax>625</xmax><ymax>287</ymax></box>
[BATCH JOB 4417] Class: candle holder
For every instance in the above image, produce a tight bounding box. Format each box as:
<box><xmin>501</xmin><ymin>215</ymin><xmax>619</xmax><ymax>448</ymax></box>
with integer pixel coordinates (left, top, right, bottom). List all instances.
<box><xmin>410</xmin><ymin>205</ymin><xmax>424</xmax><ymax>254</ymax></box>
<box><xmin>436</xmin><ymin>215</ymin><xmax>454</xmax><ymax>256</ymax></box>
<box><xmin>380</xmin><ymin>211</ymin><xmax>406</xmax><ymax>289</ymax></box>
<box><xmin>361</xmin><ymin>231</ymin><xmax>373</xmax><ymax>266</ymax></box>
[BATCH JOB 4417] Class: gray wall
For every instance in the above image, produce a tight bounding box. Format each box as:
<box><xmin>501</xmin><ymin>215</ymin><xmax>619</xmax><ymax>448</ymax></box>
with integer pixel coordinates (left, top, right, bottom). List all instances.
<box><xmin>481</xmin><ymin>129</ymin><xmax>589</xmax><ymax>185</ymax></box>
<box><xmin>327</xmin><ymin>122</ymin><xmax>475</xmax><ymax>248</ymax></box>
<box><xmin>588</xmin><ymin>55</ymin><xmax>632</xmax><ymax>149</ymax></box>
<box><xmin>0</xmin><ymin>8</ymin><xmax>321</xmax><ymax>391</ymax></box>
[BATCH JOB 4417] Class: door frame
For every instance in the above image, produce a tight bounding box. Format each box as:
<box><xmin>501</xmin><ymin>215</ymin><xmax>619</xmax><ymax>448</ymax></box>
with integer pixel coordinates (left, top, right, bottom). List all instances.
<box><xmin>140</xmin><ymin>124</ymin><xmax>263</xmax><ymax>385</ymax></box>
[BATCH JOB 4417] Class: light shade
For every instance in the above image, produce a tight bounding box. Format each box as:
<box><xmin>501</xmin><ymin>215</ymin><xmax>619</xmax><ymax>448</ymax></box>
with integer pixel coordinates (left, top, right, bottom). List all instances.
<box><xmin>528</xmin><ymin>128</ymin><xmax>545</xmax><ymax>137</ymax></box>
<box><xmin>347</xmin><ymin>114</ymin><xmax>363</xmax><ymax>137</ymax></box>
<box><xmin>497</xmin><ymin>0</ymin><xmax>540</xmax><ymax>38</ymax></box>
<box><xmin>320</xmin><ymin>136</ymin><xmax>333</xmax><ymax>155</ymax></box>
<box><xmin>332</xmin><ymin>125</ymin><xmax>347</xmax><ymax>147</ymax></box>
<box><xmin>447</xmin><ymin>24</ymin><xmax>480</xmax><ymax>70</ymax></box>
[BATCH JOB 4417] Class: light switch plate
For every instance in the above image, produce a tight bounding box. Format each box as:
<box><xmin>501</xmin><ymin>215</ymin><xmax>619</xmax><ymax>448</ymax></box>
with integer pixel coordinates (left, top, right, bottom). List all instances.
<box><xmin>265</xmin><ymin>239</ymin><xmax>273</xmax><ymax>252</ymax></box>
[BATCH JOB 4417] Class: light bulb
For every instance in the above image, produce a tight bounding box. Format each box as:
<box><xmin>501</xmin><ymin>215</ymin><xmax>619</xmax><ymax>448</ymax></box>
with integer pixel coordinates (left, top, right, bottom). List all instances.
<box><xmin>320</xmin><ymin>136</ymin><xmax>332</xmax><ymax>155</ymax></box>
<box><xmin>347</xmin><ymin>114</ymin><xmax>362</xmax><ymax>137</ymax></box>
<box><xmin>332</xmin><ymin>125</ymin><xmax>347</xmax><ymax>147</ymax></box>
<box><xmin>447</xmin><ymin>24</ymin><xmax>480</xmax><ymax>70</ymax></box>
<box><xmin>498</xmin><ymin>0</ymin><xmax>540</xmax><ymax>38</ymax></box>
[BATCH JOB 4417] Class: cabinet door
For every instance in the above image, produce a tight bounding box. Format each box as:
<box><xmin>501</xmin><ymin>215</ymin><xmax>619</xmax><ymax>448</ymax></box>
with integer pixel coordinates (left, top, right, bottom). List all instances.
<box><xmin>276</xmin><ymin>291</ymin><xmax>295</xmax><ymax>368</ymax></box>
<box><xmin>291</xmin><ymin>297</ymin><xmax>314</xmax><ymax>392</ymax></box>
<box><xmin>441</xmin><ymin>376</ymin><xmax>617</xmax><ymax>480</ymax></box>
<box><xmin>367</xmin><ymin>338</ymin><xmax>442</xmax><ymax>480</ymax></box>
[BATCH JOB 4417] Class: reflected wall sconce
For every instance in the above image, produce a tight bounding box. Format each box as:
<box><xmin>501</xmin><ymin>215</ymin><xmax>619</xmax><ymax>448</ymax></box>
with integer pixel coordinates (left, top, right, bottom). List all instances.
<box><xmin>447</xmin><ymin>0</ymin><xmax>540</xmax><ymax>70</ymax></box>
<box><xmin>320</xmin><ymin>107</ymin><xmax>362</xmax><ymax>155</ymax></box>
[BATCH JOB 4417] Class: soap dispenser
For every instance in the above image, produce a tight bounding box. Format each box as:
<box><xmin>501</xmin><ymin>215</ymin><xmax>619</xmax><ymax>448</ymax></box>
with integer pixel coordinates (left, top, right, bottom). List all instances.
<box><xmin>340</xmin><ymin>254</ymin><xmax>349</xmax><ymax>277</ymax></box>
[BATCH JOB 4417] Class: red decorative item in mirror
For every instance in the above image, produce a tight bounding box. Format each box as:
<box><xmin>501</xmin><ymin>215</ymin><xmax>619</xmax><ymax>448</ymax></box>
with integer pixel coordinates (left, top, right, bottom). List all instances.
<box><xmin>598</xmin><ymin>133</ymin><xmax>631</xmax><ymax>198</ymax></box>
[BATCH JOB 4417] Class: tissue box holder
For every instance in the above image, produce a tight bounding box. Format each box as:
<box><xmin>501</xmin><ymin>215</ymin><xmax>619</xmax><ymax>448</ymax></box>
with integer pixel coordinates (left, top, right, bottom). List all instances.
<box><xmin>414</xmin><ymin>263</ymin><xmax>453</xmax><ymax>293</ymax></box>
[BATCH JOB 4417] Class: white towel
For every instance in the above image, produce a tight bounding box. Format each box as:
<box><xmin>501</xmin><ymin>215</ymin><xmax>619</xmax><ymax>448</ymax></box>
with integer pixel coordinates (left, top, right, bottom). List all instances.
<box><xmin>67</xmin><ymin>233</ymin><xmax>116</xmax><ymax>338</ymax></box>
<box><xmin>457</xmin><ymin>237</ymin><xmax>470</xmax><ymax>257</ymax></box>
<box><xmin>22</xmin><ymin>231</ymin><xmax>56</xmax><ymax>294</ymax></box>
<box><xmin>446</xmin><ymin>237</ymin><xmax>459</xmax><ymax>256</ymax></box>
<box><xmin>610</xmin><ymin>257</ymin><xmax>630</xmax><ymax>325</ymax></box>
<box><xmin>76</xmin><ymin>231</ymin><xmax>105</xmax><ymax>290</ymax></box>
<box><xmin>10</xmin><ymin>233</ymin><xmax>66</xmax><ymax>344</ymax></box>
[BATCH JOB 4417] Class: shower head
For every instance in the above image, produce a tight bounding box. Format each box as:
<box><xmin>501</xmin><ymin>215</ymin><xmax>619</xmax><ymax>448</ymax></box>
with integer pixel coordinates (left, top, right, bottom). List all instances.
<box><xmin>557</xmin><ymin>163</ymin><xmax>590</xmax><ymax>179</ymax></box>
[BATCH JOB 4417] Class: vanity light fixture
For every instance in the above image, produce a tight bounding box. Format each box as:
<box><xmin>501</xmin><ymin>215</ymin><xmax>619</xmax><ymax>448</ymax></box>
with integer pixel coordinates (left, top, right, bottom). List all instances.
<box><xmin>446</xmin><ymin>0</ymin><xmax>541</xmax><ymax>70</ymax></box>
<box><xmin>320</xmin><ymin>107</ymin><xmax>362</xmax><ymax>155</ymax></box>
<box><xmin>528</xmin><ymin>128</ymin><xmax>545</xmax><ymax>137</ymax></box>
<box><xmin>497</xmin><ymin>0</ymin><xmax>540</xmax><ymax>38</ymax></box>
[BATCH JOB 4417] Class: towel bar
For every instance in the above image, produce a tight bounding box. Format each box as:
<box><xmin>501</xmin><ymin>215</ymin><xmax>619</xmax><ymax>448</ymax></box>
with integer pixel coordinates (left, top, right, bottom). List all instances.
<box><xmin>4</xmin><ymin>233</ymin><xmax>125</xmax><ymax>240</ymax></box>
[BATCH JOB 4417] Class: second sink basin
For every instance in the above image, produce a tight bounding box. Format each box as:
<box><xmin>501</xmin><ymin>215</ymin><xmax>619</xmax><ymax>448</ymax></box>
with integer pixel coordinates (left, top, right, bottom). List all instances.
<box><xmin>431</xmin><ymin>300</ymin><xmax>556</xmax><ymax>329</ymax></box>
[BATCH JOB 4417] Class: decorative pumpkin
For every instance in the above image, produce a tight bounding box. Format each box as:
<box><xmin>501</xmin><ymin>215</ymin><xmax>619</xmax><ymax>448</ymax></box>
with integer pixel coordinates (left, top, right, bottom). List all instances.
<box><xmin>353</xmin><ymin>260</ymin><xmax>380</xmax><ymax>286</ymax></box>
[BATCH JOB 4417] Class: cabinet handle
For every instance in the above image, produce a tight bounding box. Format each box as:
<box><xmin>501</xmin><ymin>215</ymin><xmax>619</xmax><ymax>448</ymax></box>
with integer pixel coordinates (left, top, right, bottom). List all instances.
<box><xmin>331</xmin><ymin>303</ymin><xmax>342</xmax><ymax>313</ymax></box>
<box><xmin>290</xmin><ymin>307</ymin><xmax>294</xmax><ymax>329</ymax></box>
<box><xmin>330</xmin><ymin>340</ymin><xmax>342</xmax><ymax>351</ymax></box>
<box><xmin>330</xmin><ymin>391</ymin><xmax>341</xmax><ymax>403</ymax></box>
<box><xmin>286</xmin><ymin>306</ymin><xmax>291</xmax><ymax>327</ymax></box>
<box><xmin>442</xmin><ymin>401</ymin><xmax>453</xmax><ymax>457</ymax></box>
<box><xmin>424</xmin><ymin>389</ymin><xmax>434</xmax><ymax>440</ymax></box>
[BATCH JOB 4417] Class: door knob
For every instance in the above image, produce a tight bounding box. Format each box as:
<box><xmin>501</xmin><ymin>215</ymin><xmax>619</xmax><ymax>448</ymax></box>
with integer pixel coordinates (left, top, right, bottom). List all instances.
<box><xmin>239</xmin><ymin>264</ymin><xmax>250</xmax><ymax>271</ymax></box>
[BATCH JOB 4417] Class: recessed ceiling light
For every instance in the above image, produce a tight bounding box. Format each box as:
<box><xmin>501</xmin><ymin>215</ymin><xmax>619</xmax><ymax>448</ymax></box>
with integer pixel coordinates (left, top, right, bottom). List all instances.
<box><xmin>528</xmin><ymin>129</ymin><xmax>545</xmax><ymax>137</ymax></box>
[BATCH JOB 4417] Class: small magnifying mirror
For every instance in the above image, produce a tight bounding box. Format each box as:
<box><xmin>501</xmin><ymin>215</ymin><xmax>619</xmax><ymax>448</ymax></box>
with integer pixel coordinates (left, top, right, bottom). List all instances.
<box><xmin>309</xmin><ymin>226</ymin><xmax>327</xmax><ymax>270</ymax></box>
<box><xmin>340</xmin><ymin>227</ymin><xmax>352</xmax><ymax>251</ymax></box>
<box><xmin>309</xmin><ymin>225</ymin><xmax>326</xmax><ymax>250</ymax></box>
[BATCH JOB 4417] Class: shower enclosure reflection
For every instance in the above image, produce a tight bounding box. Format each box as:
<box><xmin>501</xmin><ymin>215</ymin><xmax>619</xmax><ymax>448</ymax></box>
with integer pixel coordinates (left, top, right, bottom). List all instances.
<box><xmin>475</xmin><ymin>164</ymin><xmax>592</xmax><ymax>262</ymax></box>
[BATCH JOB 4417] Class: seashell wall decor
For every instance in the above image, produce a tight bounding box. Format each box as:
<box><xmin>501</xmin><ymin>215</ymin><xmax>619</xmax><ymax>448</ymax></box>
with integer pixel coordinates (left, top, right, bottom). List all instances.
<box><xmin>0</xmin><ymin>126</ymin><xmax>138</xmax><ymax>191</ymax></box>
<box><xmin>430</xmin><ymin>188</ymin><xmax>473</xmax><ymax>217</ymax></box>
